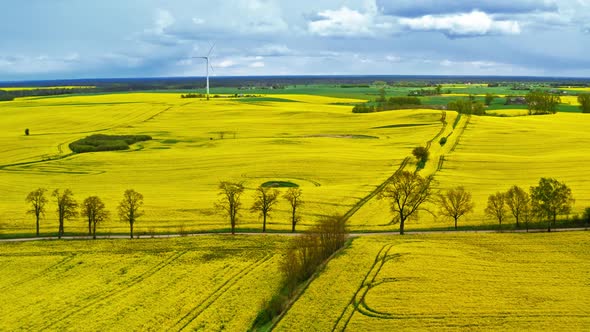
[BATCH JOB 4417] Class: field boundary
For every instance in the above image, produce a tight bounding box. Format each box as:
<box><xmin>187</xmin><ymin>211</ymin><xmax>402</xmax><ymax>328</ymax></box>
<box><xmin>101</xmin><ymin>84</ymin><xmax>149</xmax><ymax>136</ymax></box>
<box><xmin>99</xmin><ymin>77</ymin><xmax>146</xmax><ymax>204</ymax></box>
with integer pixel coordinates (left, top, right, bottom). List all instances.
<box><xmin>341</xmin><ymin>157</ymin><xmax>410</xmax><ymax>222</ymax></box>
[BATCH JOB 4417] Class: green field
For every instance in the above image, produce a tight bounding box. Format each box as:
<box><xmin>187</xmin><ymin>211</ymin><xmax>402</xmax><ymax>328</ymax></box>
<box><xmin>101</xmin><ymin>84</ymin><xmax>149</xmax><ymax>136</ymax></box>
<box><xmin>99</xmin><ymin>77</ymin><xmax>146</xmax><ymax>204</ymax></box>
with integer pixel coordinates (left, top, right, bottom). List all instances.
<box><xmin>0</xmin><ymin>235</ymin><xmax>286</xmax><ymax>331</ymax></box>
<box><xmin>277</xmin><ymin>232</ymin><xmax>590</xmax><ymax>331</ymax></box>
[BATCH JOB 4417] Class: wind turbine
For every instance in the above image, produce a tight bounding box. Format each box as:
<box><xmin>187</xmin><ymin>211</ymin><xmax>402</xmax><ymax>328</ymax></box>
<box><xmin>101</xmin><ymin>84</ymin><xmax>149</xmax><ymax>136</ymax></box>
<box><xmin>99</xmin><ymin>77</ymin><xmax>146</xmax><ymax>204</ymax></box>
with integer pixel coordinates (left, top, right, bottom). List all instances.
<box><xmin>193</xmin><ymin>43</ymin><xmax>215</xmax><ymax>100</ymax></box>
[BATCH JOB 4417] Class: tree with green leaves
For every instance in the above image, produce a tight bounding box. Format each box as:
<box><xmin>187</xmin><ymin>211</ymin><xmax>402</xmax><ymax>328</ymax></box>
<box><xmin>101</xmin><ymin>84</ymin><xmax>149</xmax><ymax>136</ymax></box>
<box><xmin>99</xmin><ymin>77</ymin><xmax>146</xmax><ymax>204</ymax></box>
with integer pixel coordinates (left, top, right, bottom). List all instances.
<box><xmin>412</xmin><ymin>146</ymin><xmax>429</xmax><ymax>163</ymax></box>
<box><xmin>438</xmin><ymin>186</ymin><xmax>474</xmax><ymax>230</ymax></box>
<box><xmin>118</xmin><ymin>189</ymin><xmax>144</xmax><ymax>239</ymax></box>
<box><xmin>251</xmin><ymin>186</ymin><xmax>280</xmax><ymax>232</ymax></box>
<box><xmin>505</xmin><ymin>185</ymin><xmax>530</xmax><ymax>228</ymax></box>
<box><xmin>583</xmin><ymin>207</ymin><xmax>590</xmax><ymax>228</ymax></box>
<box><xmin>526</xmin><ymin>90</ymin><xmax>561</xmax><ymax>115</ymax></box>
<box><xmin>284</xmin><ymin>188</ymin><xmax>303</xmax><ymax>233</ymax></box>
<box><xmin>26</xmin><ymin>188</ymin><xmax>48</xmax><ymax>236</ymax></box>
<box><xmin>485</xmin><ymin>192</ymin><xmax>508</xmax><ymax>230</ymax></box>
<box><xmin>215</xmin><ymin>182</ymin><xmax>244</xmax><ymax>235</ymax></box>
<box><xmin>379</xmin><ymin>171</ymin><xmax>434</xmax><ymax>235</ymax></box>
<box><xmin>82</xmin><ymin>196</ymin><xmax>109</xmax><ymax>239</ymax></box>
<box><xmin>484</xmin><ymin>93</ymin><xmax>495</xmax><ymax>106</ymax></box>
<box><xmin>52</xmin><ymin>189</ymin><xmax>78</xmax><ymax>239</ymax></box>
<box><xmin>578</xmin><ymin>93</ymin><xmax>590</xmax><ymax>113</ymax></box>
<box><xmin>530</xmin><ymin>178</ymin><xmax>574</xmax><ymax>232</ymax></box>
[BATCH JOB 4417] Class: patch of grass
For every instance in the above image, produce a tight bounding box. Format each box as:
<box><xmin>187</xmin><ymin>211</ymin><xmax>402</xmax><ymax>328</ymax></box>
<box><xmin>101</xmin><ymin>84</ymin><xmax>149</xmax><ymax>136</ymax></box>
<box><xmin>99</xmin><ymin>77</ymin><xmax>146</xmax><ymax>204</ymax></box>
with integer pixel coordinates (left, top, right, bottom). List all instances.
<box><xmin>69</xmin><ymin>134</ymin><xmax>152</xmax><ymax>153</ymax></box>
<box><xmin>261</xmin><ymin>181</ymin><xmax>299</xmax><ymax>188</ymax></box>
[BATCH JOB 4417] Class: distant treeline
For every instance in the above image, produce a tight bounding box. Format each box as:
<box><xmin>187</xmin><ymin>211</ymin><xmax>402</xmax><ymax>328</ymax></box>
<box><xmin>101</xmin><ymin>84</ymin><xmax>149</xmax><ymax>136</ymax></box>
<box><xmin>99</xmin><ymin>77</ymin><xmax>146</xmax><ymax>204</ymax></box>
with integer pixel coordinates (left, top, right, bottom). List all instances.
<box><xmin>0</xmin><ymin>87</ymin><xmax>96</xmax><ymax>100</ymax></box>
<box><xmin>353</xmin><ymin>96</ymin><xmax>423</xmax><ymax>113</ymax></box>
<box><xmin>3</xmin><ymin>75</ymin><xmax>589</xmax><ymax>92</ymax></box>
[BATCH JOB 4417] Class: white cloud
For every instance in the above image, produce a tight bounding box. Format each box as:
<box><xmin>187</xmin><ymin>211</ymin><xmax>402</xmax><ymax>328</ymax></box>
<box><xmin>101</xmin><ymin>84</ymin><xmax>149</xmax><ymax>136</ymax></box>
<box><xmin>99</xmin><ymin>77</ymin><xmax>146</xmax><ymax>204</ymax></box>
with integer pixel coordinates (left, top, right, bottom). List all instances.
<box><xmin>385</xmin><ymin>55</ymin><xmax>402</xmax><ymax>62</ymax></box>
<box><xmin>155</xmin><ymin>9</ymin><xmax>174</xmax><ymax>33</ymax></box>
<box><xmin>192</xmin><ymin>18</ymin><xmax>205</xmax><ymax>25</ymax></box>
<box><xmin>254</xmin><ymin>44</ymin><xmax>293</xmax><ymax>56</ymax></box>
<box><xmin>215</xmin><ymin>59</ymin><xmax>236</xmax><ymax>68</ymax></box>
<box><xmin>308</xmin><ymin>6</ymin><xmax>393</xmax><ymax>37</ymax></box>
<box><xmin>439</xmin><ymin>59</ymin><xmax>501</xmax><ymax>69</ymax></box>
<box><xmin>250</xmin><ymin>61</ymin><xmax>265</xmax><ymax>68</ymax></box>
<box><xmin>399</xmin><ymin>10</ymin><xmax>521</xmax><ymax>37</ymax></box>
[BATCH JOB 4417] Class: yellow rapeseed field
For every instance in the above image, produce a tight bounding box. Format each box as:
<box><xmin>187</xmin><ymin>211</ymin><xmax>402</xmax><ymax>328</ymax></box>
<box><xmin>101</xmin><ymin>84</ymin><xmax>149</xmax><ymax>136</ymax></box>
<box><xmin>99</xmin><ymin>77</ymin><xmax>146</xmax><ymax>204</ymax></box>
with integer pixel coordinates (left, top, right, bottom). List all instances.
<box><xmin>277</xmin><ymin>232</ymin><xmax>590</xmax><ymax>331</ymax></box>
<box><xmin>0</xmin><ymin>93</ymin><xmax>442</xmax><ymax>235</ymax></box>
<box><xmin>0</xmin><ymin>235</ymin><xmax>287</xmax><ymax>331</ymax></box>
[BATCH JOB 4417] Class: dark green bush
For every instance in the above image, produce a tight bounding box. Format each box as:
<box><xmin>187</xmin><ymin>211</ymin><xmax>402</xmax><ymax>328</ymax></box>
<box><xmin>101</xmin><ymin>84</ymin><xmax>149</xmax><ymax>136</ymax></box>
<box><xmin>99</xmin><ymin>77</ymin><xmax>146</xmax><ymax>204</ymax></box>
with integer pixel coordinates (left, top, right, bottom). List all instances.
<box><xmin>69</xmin><ymin>134</ymin><xmax>152</xmax><ymax>153</ymax></box>
<box><xmin>439</xmin><ymin>136</ymin><xmax>447</xmax><ymax>146</ymax></box>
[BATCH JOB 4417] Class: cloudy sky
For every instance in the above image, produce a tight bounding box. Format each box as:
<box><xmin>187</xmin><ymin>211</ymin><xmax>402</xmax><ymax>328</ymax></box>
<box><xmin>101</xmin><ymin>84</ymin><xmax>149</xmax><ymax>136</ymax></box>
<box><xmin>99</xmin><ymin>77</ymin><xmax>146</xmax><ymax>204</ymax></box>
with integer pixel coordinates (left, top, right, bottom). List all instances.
<box><xmin>1</xmin><ymin>0</ymin><xmax>589</xmax><ymax>81</ymax></box>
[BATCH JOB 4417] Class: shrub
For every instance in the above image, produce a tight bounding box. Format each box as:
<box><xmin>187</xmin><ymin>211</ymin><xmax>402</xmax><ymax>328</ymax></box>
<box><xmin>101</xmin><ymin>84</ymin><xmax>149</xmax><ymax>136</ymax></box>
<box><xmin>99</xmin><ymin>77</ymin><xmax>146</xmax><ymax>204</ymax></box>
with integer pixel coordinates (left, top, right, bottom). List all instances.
<box><xmin>25</xmin><ymin>128</ymin><xmax>29</xmax><ymax>136</ymax></box>
<box><xmin>412</xmin><ymin>146</ymin><xmax>429</xmax><ymax>162</ymax></box>
<box><xmin>69</xmin><ymin>134</ymin><xmax>152</xmax><ymax>153</ymax></box>
<box><xmin>439</xmin><ymin>136</ymin><xmax>447</xmax><ymax>146</ymax></box>
<box><xmin>584</xmin><ymin>207</ymin><xmax>590</xmax><ymax>225</ymax></box>
<box><xmin>280</xmin><ymin>215</ymin><xmax>348</xmax><ymax>292</ymax></box>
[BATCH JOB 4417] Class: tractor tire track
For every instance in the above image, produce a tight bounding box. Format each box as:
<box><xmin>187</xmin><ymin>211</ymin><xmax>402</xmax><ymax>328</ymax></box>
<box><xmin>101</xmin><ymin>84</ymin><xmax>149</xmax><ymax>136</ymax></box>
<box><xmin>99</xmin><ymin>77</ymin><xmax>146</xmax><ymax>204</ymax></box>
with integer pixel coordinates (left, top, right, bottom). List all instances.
<box><xmin>37</xmin><ymin>251</ymin><xmax>186</xmax><ymax>331</ymax></box>
<box><xmin>0</xmin><ymin>255</ymin><xmax>76</xmax><ymax>292</ymax></box>
<box><xmin>0</xmin><ymin>104</ymin><xmax>178</xmax><ymax>172</ymax></box>
<box><xmin>425</xmin><ymin>111</ymin><xmax>447</xmax><ymax>151</ymax></box>
<box><xmin>174</xmin><ymin>254</ymin><xmax>272</xmax><ymax>331</ymax></box>
<box><xmin>332</xmin><ymin>244</ymin><xmax>394</xmax><ymax>331</ymax></box>
<box><xmin>449</xmin><ymin>115</ymin><xmax>471</xmax><ymax>153</ymax></box>
<box><xmin>341</xmin><ymin>158</ymin><xmax>410</xmax><ymax>222</ymax></box>
<box><xmin>434</xmin><ymin>114</ymin><xmax>471</xmax><ymax>173</ymax></box>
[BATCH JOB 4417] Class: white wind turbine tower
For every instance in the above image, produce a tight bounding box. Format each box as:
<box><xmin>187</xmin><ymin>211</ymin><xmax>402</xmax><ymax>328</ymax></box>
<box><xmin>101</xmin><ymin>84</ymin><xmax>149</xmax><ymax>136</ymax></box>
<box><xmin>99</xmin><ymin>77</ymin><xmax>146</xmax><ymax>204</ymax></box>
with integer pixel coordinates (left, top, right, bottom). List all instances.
<box><xmin>193</xmin><ymin>43</ymin><xmax>215</xmax><ymax>100</ymax></box>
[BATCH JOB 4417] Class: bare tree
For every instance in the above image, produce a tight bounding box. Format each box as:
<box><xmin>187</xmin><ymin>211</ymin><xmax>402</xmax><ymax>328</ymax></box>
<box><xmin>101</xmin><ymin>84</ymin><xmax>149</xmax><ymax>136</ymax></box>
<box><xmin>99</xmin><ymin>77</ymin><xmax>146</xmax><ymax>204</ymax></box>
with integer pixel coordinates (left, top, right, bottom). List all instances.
<box><xmin>52</xmin><ymin>189</ymin><xmax>78</xmax><ymax>239</ymax></box>
<box><xmin>250</xmin><ymin>186</ymin><xmax>280</xmax><ymax>232</ymax></box>
<box><xmin>530</xmin><ymin>177</ymin><xmax>574</xmax><ymax>232</ymax></box>
<box><xmin>284</xmin><ymin>188</ymin><xmax>303</xmax><ymax>233</ymax></box>
<box><xmin>118</xmin><ymin>189</ymin><xmax>144</xmax><ymax>239</ymax></box>
<box><xmin>505</xmin><ymin>185</ymin><xmax>530</xmax><ymax>228</ymax></box>
<box><xmin>438</xmin><ymin>186</ymin><xmax>474</xmax><ymax>230</ymax></box>
<box><xmin>485</xmin><ymin>192</ymin><xmax>507</xmax><ymax>230</ymax></box>
<box><xmin>82</xmin><ymin>196</ymin><xmax>109</xmax><ymax>239</ymax></box>
<box><xmin>215</xmin><ymin>182</ymin><xmax>244</xmax><ymax>235</ymax></box>
<box><xmin>26</xmin><ymin>188</ymin><xmax>48</xmax><ymax>236</ymax></box>
<box><xmin>379</xmin><ymin>171</ymin><xmax>434</xmax><ymax>235</ymax></box>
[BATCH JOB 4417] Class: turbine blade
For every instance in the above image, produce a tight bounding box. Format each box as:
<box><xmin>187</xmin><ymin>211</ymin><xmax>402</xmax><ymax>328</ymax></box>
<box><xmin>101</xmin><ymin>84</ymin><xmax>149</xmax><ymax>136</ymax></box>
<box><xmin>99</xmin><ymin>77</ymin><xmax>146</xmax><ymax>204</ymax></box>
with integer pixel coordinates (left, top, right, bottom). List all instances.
<box><xmin>208</xmin><ymin>42</ymin><xmax>216</xmax><ymax>57</ymax></box>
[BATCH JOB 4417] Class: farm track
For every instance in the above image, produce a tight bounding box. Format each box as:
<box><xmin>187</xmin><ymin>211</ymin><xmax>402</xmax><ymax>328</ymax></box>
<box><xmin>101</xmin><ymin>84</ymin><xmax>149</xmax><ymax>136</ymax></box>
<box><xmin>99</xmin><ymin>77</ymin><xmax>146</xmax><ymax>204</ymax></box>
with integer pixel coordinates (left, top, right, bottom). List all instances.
<box><xmin>173</xmin><ymin>254</ymin><xmax>273</xmax><ymax>331</ymax></box>
<box><xmin>425</xmin><ymin>111</ymin><xmax>447</xmax><ymax>151</ymax></box>
<box><xmin>431</xmin><ymin>114</ymin><xmax>471</xmax><ymax>173</ymax></box>
<box><xmin>449</xmin><ymin>115</ymin><xmax>471</xmax><ymax>153</ymax></box>
<box><xmin>332</xmin><ymin>244</ymin><xmax>394</xmax><ymax>331</ymax></box>
<box><xmin>36</xmin><ymin>250</ymin><xmax>187</xmax><ymax>331</ymax></box>
<box><xmin>341</xmin><ymin>157</ymin><xmax>410</xmax><ymax>222</ymax></box>
<box><xmin>340</xmin><ymin>110</ymin><xmax>448</xmax><ymax>223</ymax></box>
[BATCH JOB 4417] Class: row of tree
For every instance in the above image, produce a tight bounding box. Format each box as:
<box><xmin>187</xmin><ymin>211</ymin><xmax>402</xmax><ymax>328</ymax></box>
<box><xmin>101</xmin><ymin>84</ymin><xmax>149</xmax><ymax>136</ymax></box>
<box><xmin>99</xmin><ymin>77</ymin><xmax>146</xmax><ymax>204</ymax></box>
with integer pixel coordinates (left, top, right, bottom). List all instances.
<box><xmin>215</xmin><ymin>182</ymin><xmax>304</xmax><ymax>234</ymax></box>
<box><xmin>374</xmin><ymin>170</ymin><xmax>586</xmax><ymax>234</ymax></box>
<box><xmin>24</xmin><ymin>176</ymin><xmax>586</xmax><ymax>237</ymax></box>
<box><xmin>25</xmin><ymin>189</ymin><xmax>144</xmax><ymax>239</ymax></box>
<box><xmin>485</xmin><ymin>178</ymin><xmax>581</xmax><ymax>232</ymax></box>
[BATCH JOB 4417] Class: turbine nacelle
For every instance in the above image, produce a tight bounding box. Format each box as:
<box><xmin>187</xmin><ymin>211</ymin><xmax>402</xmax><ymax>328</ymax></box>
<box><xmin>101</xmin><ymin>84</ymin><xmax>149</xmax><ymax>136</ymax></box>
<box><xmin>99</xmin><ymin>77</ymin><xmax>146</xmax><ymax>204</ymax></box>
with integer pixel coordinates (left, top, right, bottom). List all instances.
<box><xmin>192</xmin><ymin>44</ymin><xmax>215</xmax><ymax>101</ymax></box>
